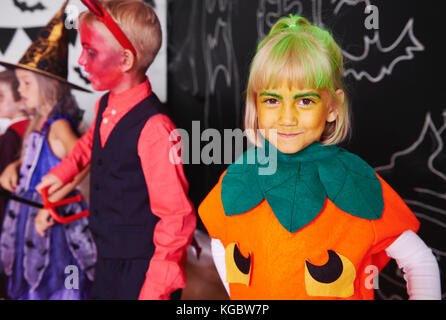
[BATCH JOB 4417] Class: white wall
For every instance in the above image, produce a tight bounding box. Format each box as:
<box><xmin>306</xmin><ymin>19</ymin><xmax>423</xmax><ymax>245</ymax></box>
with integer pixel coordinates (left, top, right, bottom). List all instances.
<box><xmin>0</xmin><ymin>0</ymin><xmax>167</xmax><ymax>126</ymax></box>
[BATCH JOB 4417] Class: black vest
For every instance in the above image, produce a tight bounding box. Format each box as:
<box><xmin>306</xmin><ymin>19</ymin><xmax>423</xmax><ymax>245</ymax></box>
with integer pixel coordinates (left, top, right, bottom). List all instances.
<box><xmin>89</xmin><ymin>92</ymin><xmax>166</xmax><ymax>259</ymax></box>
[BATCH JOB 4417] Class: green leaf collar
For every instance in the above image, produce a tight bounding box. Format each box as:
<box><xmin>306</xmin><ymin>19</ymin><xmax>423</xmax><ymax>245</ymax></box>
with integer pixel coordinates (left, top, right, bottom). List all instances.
<box><xmin>221</xmin><ymin>140</ymin><xmax>384</xmax><ymax>233</ymax></box>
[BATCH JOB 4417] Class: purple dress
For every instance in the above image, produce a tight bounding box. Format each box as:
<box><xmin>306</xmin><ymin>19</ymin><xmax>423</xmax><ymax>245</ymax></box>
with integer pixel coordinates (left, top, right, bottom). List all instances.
<box><xmin>0</xmin><ymin>116</ymin><xmax>97</xmax><ymax>300</ymax></box>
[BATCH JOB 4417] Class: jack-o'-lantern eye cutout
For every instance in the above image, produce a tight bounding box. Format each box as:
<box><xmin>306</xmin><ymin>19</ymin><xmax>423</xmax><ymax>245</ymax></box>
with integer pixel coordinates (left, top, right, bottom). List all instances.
<box><xmin>225</xmin><ymin>242</ymin><xmax>252</xmax><ymax>286</ymax></box>
<box><xmin>305</xmin><ymin>250</ymin><xmax>356</xmax><ymax>298</ymax></box>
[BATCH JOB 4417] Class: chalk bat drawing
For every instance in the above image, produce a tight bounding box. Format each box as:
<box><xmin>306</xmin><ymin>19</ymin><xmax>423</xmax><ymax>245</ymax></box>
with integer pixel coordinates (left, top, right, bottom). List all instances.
<box><xmin>12</xmin><ymin>0</ymin><xmax>46</xmax><ymax>13</ymax></box>
<box><xmin>333</xmin><ymin>0</ymin><xmax>425</xmax><ymax>82</ymax></box>
<box><xmin>257</xmin><ymin>0</ymin><xmax>425</xmax><ymax>83</ymax></box>
<box><xmin>374</xmin><ymin>111</ymin><xmax>446</xmax><ymax>300</ymax></box>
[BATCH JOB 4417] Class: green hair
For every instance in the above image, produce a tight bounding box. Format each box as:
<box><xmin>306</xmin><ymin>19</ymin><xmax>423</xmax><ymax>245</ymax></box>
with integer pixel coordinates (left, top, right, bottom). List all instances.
<box><xmin>254</xmin><ymin>14</ymin><xmax>343</xmax><ymax>92</ymax></box>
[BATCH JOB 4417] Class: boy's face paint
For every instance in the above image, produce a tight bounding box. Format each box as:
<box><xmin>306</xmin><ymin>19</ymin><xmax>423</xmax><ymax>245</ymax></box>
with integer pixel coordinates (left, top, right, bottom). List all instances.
<box><xmin>0</xmin><ymin>82</ymin><xmax>19</xmax><ymax>118</ymax></box>
<box><xmin>78</xmin><ymin>21</ymin><xmax>124</xmax><ymax>92</ymax></box>
<box><xmin>257</xmin><ymin>83</ymin><xmax>338</xmax><ymax>154</ymax></box>
<box><xmin>15</xmin><ymin>69</ymin><xmax>40</xmax><ymax>111</ymax></box>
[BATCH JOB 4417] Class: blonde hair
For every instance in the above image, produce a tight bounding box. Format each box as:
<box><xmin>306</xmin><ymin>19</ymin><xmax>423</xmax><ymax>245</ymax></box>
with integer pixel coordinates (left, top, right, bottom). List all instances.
<box><xmin>79</xmin><ymin>0</ymin><xmax>162</xmax><ymax>73</ymax></box>
<box><xmin>244</xmin><ymin>15</ymin><xmax>350</xmax><ymax>146</ymax></box>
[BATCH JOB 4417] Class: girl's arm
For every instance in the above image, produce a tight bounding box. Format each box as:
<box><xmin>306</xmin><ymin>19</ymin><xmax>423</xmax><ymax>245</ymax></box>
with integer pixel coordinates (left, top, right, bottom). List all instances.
<box><xmin>34</xmin><ymin>119</ymin><xmax>90</xmax><ymax>237</ymax></box>
<box><xmin>211</xmin><ymin>238</ymin><xmax>230</xmax><ymax>295</ymax></box>
<box><xmin>46</xmin><ymin>164</ymin><xmax>90</xmax><ymax>202</ymax></box>
<box><xmin>0</xmin><ymin>158</ymin><xmax>22</xmax><ymax>192</ymax></box>
<box><xmin>45</xmin><ymin>118</ymin><xmax>88</xmax><ymax>201</ymax></box>
<box><xmin>385</xmin><ymin>230</ymin><xmax>441</xmax><ymax>300</ymax></box>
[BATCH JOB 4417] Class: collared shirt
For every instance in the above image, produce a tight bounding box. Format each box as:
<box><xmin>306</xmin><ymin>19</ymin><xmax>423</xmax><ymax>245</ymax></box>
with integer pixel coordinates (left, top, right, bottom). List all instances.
<box><xmin>50</xmin><ymin>78</ymin><xmax>196</xmax><ymax>299</ymax></box>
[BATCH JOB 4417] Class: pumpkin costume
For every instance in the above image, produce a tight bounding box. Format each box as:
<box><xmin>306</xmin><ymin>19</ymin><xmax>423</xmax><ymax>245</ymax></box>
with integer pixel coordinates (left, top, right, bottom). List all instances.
<box><xmin>198</xmin><ymin>140</ymin><xmax>420</xmax><ymax>299</ymax></box>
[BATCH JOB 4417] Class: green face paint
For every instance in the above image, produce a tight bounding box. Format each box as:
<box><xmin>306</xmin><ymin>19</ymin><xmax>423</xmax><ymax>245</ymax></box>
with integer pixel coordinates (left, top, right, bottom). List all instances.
<box><xmin>260</xmin><ymin>91</ymin><xmax>284</xmax><ymax>100</ymax></box>
<box><xmin>293</xmin><ymin>92</ymin><xmax>321</xmax><ymax>100</ymax></box>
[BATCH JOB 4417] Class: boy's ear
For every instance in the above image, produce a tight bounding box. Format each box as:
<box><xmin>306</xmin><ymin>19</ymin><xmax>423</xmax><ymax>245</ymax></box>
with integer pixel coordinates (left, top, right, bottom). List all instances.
<box><xmin>121</xmin><ymin>49</ymin><xmax>136</xmax><ymax>72</ymax></box>
<box><xmin>326</xmin><ymin>89</ymin><xmax>344</xmax><ymax>123</ymax></box>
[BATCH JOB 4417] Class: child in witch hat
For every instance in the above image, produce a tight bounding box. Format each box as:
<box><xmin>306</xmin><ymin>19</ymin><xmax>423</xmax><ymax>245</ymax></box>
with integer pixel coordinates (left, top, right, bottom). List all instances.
<box><xmin>0</xmin><ymin>1</ymin><xmax>96</xmax><ymax>300</ymax></box>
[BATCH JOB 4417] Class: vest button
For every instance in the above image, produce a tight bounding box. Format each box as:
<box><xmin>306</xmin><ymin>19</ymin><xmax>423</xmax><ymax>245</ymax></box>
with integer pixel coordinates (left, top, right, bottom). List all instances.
<box><xmin>94</xmin><ymin>184</ymin><xmax>99</xmax><ymax>191</ymax></box>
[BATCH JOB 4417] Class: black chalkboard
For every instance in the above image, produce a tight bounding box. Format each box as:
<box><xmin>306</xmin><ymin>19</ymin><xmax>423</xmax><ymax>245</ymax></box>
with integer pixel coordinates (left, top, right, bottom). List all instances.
<box><xmin>167</xmin><ymin>0</ymin><xmax>445</xmax><ymax>300</ymax></box>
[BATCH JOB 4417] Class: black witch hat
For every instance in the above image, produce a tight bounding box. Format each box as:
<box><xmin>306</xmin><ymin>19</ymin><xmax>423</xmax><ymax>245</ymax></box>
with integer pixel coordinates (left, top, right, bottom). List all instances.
<box><xmin>0</xmin><ymin>0</ymin><xmax>90</xmax><ymax>93</ymax></box>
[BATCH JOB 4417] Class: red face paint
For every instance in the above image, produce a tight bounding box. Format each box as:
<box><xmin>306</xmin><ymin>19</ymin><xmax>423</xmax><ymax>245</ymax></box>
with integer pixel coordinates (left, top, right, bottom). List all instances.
<box><xmin>78</xmin><ymin>21</ymin><xmax>124</xmax><ymax>92</ymax></box>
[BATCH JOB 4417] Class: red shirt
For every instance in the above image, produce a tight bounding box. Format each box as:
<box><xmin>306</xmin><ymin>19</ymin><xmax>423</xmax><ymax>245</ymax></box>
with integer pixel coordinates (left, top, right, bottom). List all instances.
<box><xmin>50</xmin><ymin>78</ymin><xmax>196</xmax><ymax>299</ymax></box>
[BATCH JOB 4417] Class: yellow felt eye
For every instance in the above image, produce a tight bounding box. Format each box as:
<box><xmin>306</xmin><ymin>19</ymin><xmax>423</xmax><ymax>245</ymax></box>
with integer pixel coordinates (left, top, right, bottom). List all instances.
<box><xmin>225</xmin><ymin>242</ymin><xmax>252</xmax><ymax>286</ymax></box>
<box><xmin>304</xmin><ymin>250</ymin><xmax>356</xmax><ymax>298</ymax></box>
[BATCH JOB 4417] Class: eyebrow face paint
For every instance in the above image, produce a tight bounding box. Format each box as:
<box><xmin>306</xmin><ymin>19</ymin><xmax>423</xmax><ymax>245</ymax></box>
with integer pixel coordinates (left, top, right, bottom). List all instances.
<box><xmin>293</xmin><ymin>92</ymin><xmax>321</xmax><ymax>100</ymax></box>
<box><xmin>260</xmin><ymin>91</ymin><xmax>284</xmax><ymax>100</ymax></box>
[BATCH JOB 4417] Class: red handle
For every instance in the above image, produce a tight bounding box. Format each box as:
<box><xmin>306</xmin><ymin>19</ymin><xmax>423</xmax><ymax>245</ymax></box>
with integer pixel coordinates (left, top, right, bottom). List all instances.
<box><xmin>41</xmin><ymin>188</ymin><xmax>90</xmax><ymax>224</ymax></box>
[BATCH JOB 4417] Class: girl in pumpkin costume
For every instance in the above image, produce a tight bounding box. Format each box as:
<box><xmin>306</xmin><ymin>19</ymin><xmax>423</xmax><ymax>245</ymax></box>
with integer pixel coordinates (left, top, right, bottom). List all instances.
<box><xmin>198</xmin><ymin>15</ymin><xmax>441</xmax><ymax>300</ymax></box>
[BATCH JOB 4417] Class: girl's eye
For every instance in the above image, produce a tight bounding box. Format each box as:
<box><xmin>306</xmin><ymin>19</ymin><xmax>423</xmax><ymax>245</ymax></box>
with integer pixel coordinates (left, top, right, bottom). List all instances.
<box><xmin>263</xmin><ymin>98</ymin><xmax>280</xmax><ymax>105</ymax></box>
<box><xmin>298</xmin><ymin>98</ymin><xmax>315</xmax><ymax>107</ymax></box>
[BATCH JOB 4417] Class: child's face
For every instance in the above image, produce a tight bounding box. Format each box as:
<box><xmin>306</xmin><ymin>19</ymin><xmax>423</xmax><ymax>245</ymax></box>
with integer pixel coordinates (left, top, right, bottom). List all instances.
<box><xmin>0</xmin><ymin>82</ymin><xmax>19</xmax><ymax>119</ymax></box>
<box><xmin>78</xmin><ymin>21</ymin><xmax>125</xmax><ymax>92</ymax></box>
<box><xmin>15</xmin><ymin>69</ymin><xmax>39</xmax><ymax>111</ymax></box>
<box><xmin>257</xmin><ymin>83</ymin><xmax>340</xmax><ymax>154</ymax></box>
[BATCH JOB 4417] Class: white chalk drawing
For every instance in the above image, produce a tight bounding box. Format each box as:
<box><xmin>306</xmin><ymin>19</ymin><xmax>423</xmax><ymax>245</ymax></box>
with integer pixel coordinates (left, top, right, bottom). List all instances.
<box><xmin>374</xmin><ymin>111</ymin><xmax>446</xmax><ymax>299</ymax></box>
<box><xmin>374</xmin><ymin>112</ymin><xmax>446</xmax><ymax>183</ymax></box>
<box><xmin>257</xmin><ymin>0</ymin><xmax>322</xmax><ymax>41</ymax></box>
<box><xmin>256</xmin><ymin>0</ymin><xmax>425</xmax><ymax>83</ymax></box>
<box><xmin>202</xmin><ymin>0</ymin><xmax>241</xmax><ymax>129</ymax></box>
<box><xmin>169</xmin><ymin>0</ymin><xmax>241</xmax><ymax>129</ymax></box>
<box><xmin>341</xmin><ymin>18</ymin><xmax>424</xmax><ymax>82</ymax></box>
<box><xmin>331</xmin><ymin>0</ymin><xmax>425</xmax><ymax>82</ymax></box>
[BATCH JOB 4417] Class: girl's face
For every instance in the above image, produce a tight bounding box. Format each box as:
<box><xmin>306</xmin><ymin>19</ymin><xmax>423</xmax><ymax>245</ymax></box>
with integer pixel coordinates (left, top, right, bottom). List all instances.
<box><xmin>15</xmin><ymin>69</ymin><xmax>40</xmax><ymax>111</ymax></box>
<box><xmin>78</xmin><ymin>21</ymin><xmax>124</xmax><ymax>92</ymax></box>
<box><xmin>257</xmin><ymin>83</ymin><xmax>342</xmax><ymax>154</ymax></box>
<box><xmin>0</xmin><ymin>82</ymin><xmax>19</xmax><ymax>118</ymax></box>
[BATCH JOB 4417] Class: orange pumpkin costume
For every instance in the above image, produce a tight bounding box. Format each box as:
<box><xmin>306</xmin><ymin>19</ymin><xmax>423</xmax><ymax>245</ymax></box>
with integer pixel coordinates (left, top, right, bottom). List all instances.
<box><xmin>199</xmin><ymin>171</ymin><xmax>419</xmax><ymax>300</ymax></box>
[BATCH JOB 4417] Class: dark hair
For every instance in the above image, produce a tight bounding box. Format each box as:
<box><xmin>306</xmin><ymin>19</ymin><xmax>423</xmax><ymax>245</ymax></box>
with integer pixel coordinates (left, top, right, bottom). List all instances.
<box><xmin>0</xmin><ymin>69</ymin><xmax>21</xmax><ymax>101</ymax></box>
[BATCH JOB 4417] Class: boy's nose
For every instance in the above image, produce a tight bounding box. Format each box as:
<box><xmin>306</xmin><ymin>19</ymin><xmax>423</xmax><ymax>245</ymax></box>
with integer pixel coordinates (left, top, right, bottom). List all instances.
<box><xmin>78</xmin><ymin>52</ymin><xmax>86</xmax><ymax>66</ymax></box>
